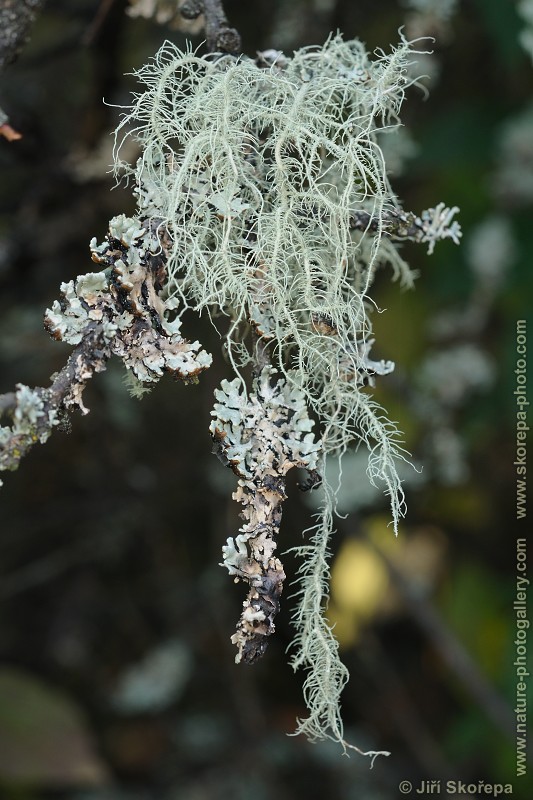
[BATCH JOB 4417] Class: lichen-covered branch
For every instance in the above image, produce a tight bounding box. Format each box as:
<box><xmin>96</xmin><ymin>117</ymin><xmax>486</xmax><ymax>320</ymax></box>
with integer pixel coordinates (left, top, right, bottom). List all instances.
<box><xmin>46</xmin><ymin>214</ymin><xmax>212</xmax><ymax>383</ymax></box>
<box><xmin>210</xmin><ymin>368</ymin><xmax>320</xmax><ymax>663</ymax></box>
<box><xmin>0</xmin><ymin>214</ymin><xmax>211</xmax><ymax>485</ymax></box>
<box><xmin>349</xmin><ymin>203</ymin><xmax>462</xmax><ymax>254</ymax></box>
<box><xmin>0</xmin><ymin>323</ymin><xmax>109</xmax><ymax>483</ymax></box>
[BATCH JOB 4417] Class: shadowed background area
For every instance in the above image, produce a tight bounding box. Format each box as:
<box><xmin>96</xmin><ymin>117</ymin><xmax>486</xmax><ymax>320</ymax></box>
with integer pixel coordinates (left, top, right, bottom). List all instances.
<box><xmin>0</xmin><ymin>1</ymin><xmax>532</xmax><ymax>798</ymax></box>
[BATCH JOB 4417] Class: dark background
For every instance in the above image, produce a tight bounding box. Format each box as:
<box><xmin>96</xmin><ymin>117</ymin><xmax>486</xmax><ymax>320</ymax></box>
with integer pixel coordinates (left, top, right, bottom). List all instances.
<box><xmin>0</xmin><ymin>1</ymin><xmax>532</xmax><ymax>798</ymax></box>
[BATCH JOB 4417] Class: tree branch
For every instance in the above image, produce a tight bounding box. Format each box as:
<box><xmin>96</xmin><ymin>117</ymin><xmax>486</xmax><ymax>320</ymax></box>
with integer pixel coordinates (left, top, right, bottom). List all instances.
<box><xmin>0</xmin><ymin>322</ymin><xmax>110</xmax><ymax>477</ymax></box>
<box><xmin>350</xmin><ymin>203</ymin><xmax>462</xmax><ymax>254</ymax></box>
<box><xmin>1</xmin><ymin>214</ymin><xmax>211</xmax><ymax>484</ymax></box>
<box><xmin>198</xmin><ymin>0</ymin><xmax>240</xmax><ymax>53</ymax></box>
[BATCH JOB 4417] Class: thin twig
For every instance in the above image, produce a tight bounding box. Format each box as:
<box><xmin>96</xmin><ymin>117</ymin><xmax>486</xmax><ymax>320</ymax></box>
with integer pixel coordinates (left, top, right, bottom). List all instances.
<box><xmin>201</xmin><ymin>0</ymin><xmax>241</xmax><ymax>53</ymax></box>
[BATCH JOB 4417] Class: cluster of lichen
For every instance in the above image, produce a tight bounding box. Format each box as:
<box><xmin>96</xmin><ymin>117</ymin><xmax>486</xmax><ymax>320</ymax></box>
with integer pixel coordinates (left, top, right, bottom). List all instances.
<box><xmin>45</xmin><ymin>214</ymin><xmax>212</xmax><ymax>384</ymax></box>
<box><xmin>107</xmin><ymin>33</ymin><xmax>464</xmax><ymax>752</ymax></box>
<box><xmin>115</xmin><ymin>35</ymin><xmax>432</xmax><ymax>528</ymax></box>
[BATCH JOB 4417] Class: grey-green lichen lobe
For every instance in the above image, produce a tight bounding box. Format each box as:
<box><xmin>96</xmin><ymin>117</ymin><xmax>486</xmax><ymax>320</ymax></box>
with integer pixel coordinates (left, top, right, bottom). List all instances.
<box><xmin>108</xmin><ymin>213</ymin><xmax>147</xmax><ymax>248</ymax></box>
<box><xmin>0</xmin><ymin>384</ymin><xmax>59</xmax><ymax>485</ymax></box>
<box><xmin>11</xmin><ymin>384</ymin><xmax>57</xmax><ymax>440</ymax></box>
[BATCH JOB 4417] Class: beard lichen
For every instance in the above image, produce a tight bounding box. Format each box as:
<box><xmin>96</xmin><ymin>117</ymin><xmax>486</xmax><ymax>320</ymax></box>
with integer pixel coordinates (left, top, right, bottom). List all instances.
<box><xmin>110</xmin><ymin>33</ymin><xmax>461</xmax><ymax>756</ymax></box>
